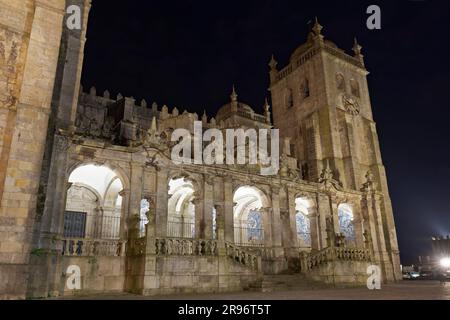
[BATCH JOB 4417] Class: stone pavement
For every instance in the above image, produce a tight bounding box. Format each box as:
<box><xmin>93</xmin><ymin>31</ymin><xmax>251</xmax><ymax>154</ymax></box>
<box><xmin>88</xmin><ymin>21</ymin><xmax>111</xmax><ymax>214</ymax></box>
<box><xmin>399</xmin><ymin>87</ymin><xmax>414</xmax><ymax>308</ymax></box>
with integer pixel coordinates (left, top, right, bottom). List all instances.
<box><xmin>57</xmin><ymin>281</ymin><xmax>450</xmax><ymax>300</ymax></box>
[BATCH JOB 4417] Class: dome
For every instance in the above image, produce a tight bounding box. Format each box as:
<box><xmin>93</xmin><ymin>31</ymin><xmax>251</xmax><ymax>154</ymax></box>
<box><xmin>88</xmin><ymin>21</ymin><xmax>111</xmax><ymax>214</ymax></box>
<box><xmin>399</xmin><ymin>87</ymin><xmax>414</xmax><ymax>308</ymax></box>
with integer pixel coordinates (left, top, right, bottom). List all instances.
<box><xmin>216</xmin><ymin>101</ymin><xmax>254</xmax><ymax>121</ymax></box>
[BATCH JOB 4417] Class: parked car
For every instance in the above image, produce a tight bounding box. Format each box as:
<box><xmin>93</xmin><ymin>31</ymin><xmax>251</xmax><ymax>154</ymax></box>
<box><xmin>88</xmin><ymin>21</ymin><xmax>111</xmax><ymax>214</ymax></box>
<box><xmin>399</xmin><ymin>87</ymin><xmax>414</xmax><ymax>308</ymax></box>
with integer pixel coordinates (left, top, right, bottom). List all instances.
<box><xmin>419</xmin><ymin>271</ymin><xmax>434</xmax><ymax>280</ymax></box>
<box><xmin>403</xmin><ymin>271</ymin><xmax>421</xmax><ymax>280</ymax></box>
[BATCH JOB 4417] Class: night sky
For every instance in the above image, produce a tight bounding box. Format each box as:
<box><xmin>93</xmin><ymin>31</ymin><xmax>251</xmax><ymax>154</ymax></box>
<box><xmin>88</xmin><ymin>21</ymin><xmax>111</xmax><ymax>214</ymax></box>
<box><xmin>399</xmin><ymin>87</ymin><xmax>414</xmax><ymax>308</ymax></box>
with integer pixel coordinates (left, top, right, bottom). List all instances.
<box><xmin>81</xmin><ymin>0</ymin><xmax>450</xmax><ymax>264</ymax></box>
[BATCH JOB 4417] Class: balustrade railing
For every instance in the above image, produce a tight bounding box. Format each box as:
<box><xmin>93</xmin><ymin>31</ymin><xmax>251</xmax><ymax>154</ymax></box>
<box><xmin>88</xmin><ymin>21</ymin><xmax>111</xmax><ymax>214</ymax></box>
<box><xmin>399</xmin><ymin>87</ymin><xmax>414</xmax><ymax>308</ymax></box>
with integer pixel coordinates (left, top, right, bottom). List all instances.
<box><xmin>300</xmin><ymin>246</ymin><xmax>371</xmax><ymax>273</ymax></box>
<box><xmin>61</xmin><ymin>238</ymin><xmax>125</xmax><ymax>257</ymax></box>
<box><xmin>234</xmin><ymin>227</ymin><xmax>265</xmax><ymax>248</ymax></box>
<box><xmin>167</xmin><ymin>221</ymin><xmax>195</xmax><ymax>239</ymax></box>
<box><xmin>63</xmin><ymin>212</ymin><xmax>121</xmax><ymax>240</ymax></box>
<box><xmin>225</xmin><ymin>242</ymin><xmax>261</xmax><ymax>272</ymax></box>
<box><xmin>155</xmin><ymin>238</ymin><xmax>217</xmax><ymax>256</ymax></box>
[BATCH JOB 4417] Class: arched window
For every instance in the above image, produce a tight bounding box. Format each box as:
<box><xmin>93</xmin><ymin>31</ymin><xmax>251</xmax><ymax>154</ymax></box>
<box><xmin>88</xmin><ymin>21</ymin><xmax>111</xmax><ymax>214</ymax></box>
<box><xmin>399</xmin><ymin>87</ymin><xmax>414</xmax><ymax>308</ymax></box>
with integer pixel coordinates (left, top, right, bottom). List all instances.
<box><xmin>301</xmin><ymin>79</ymin><xmax>310</xmax><ymax>99</ymax></box>
<box><xmin>286</xmin><ymin>88</ymin><xmax>294</xmax><ymax>108</ymax></box>
<box><xmin>338</xmin><ymin>204</ymin><xmax>356</xmax><ymax>244</ymax></box>
<box><xmin>233</xmin><ymin>186</ymin><xmax>267</xmax><ymax>247</ymax></box>
<box><xmin>295</xmin><ymin>198</ymin><xmax>312</xmax><ymax>248</ymax></box>
<box><xmin>65</xmin><ymin>164</ymin><xmax>124</xmax><ymax>240</ymax></box>
<box><xmin>168</xmin><ymin>178</ymin><xmax>196</xmax><ymax>238</ymax></box>
<box><xmin>336</xmin><ymin>73</ymin><xmax>345</xmax><ymax>91</ymax></box>
<box><xmin>350</xmin><ymin>79</ymin><xmax>360</xmax><ymax>97</ymax></box>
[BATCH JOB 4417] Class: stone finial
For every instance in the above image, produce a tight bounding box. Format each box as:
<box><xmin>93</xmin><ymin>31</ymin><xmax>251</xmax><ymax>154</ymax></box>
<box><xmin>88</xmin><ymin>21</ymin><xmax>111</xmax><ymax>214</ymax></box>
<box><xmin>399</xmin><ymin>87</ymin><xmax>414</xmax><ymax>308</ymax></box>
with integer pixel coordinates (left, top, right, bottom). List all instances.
<box><xmin>103</xmin><ymin>90</ymin><xmax>110</xmax><ymax>99</ymax></box>
<box><xmin>141</xmin><ymin>99</ymin><xmax>147</xmax><ymax>108</ymax></box>
<box><xmin>150</xmin><ymin>116</ymin><xmax>157</xmax><ymax>132</ymax></box>
<box><xmin>152</xmin><ymin>102</ymin><xmax>158</xmax><ymax>112</ymax></box>
<box><xmin>230</xmin><ymin>85</ymin><xmax>238</xmax><ymax>102</ymax></box>
<box><xmin>353</xmin><ymin>37</ymin><xmax>365</xmax><ymax>65</ymax></box>
<box><xmin>117</xmin><ymin>93</ymin><xmax>123</xmax><ymax>100</ymax></box>
<box><xmin>210</xmin><ymin>117</ymin><xmax>217</xmax><ymax>127</ymax></box>
<box><xmin>90</xmin><ymin>86</ymin><xmax>97</xmax><ymax>96</ymax></box>
<box><xmin>269</xmin><ymin>54</ymin><xmax>278</xmax><ymax>70</ymax></box>
<box><xmin>361</xmin><ymin>170</ymin><xmax>377</xmax><ymax>192</ymax></box>
<box><xmin>353</xmin><ymin>37</ymin><xmax>362</xmax><ymax>55</ymax></box>
<box><xmin>264</xmin><ymin>98</ymin><xmax>271</xmax><ymax>123</ymax></box>
<box><xmin>320</xmin><ymin>160</ymin><xmax>334</xmax><ymax>181</ymax></box>
<box><xmin>172</xmin><ymin>107</ymin><xmax>179</xmax><ymax>117</ymax></box>
<box><xmin>202</xmin><ymin>110</ymin><xmax>208</xmax><ymax>124</ymax></box>
<box><xmin>312</xmin><ymin>17</ymin><xmax>323</xmax><ymax>36</ymax></box>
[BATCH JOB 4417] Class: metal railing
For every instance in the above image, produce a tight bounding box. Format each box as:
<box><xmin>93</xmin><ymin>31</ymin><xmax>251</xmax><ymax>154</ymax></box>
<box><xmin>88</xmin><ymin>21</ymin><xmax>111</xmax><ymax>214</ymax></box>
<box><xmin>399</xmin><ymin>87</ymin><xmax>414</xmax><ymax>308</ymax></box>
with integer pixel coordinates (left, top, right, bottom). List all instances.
<box><xmin>167</xmin><ymin>221</ymin><xmax>195</xmax><ymax>239</ymax></box>
<box><xmin>63</xmin><ymin>212</ymin><xmax>121</xmax><ymax>240</ymax></box>
<box><xmin>234</xmin><ymin>227</ymin><xmax>265</xmax><ymax>247</ymax></box>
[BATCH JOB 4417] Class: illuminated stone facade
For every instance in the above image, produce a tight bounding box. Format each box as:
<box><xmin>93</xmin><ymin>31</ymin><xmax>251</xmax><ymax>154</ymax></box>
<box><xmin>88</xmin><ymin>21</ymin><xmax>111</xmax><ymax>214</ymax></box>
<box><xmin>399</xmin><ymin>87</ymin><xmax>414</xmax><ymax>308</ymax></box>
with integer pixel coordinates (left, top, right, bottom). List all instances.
<box><xmin>0</xmin><ymin>2</ymin><xmax>401</xmax><ymax>299</ymax></box>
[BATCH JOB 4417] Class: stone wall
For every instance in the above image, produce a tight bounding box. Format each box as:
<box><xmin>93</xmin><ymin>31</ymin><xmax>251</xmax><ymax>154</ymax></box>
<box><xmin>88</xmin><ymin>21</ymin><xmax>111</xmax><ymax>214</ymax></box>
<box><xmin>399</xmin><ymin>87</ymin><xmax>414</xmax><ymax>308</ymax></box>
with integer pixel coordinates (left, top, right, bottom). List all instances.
<box><xmin>0</xmin><ymin>0</ymin><xmax>66</xmax><ymax>299</ymax></box>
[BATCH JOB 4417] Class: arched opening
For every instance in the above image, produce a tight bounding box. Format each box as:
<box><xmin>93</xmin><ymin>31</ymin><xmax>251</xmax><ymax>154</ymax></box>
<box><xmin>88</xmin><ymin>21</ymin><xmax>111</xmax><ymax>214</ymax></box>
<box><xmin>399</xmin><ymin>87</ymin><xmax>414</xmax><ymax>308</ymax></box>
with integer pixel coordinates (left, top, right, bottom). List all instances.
<box><xmin>295</xmin><ymin>197</ymin><xmax>312</xmax><ymax>249</ymax></box>
<box><xmin>338</xmin><ymin>204</ymin><xmax>356</xmax><ymax>247</ymax></box>
<box><xmin>65</xmin><ymin>164</ymin><xmax>124</xmax><ymax>240</ymax></box>
<box><xmin>233</xmin><ymin>186</ymin><xmax>267</xmax><ymax>247</ymax></box>
<box><xmin>167</xmin><ymin>177</ymin><xmax>195</xmax><ymax>238</ymax></box>
<box><xmin>285</xmin><ymin>88</ymin><xmax>294</xmax><ymax>108</ymax></box>
<box><xmin>140</xmin><ymin>199</ymin><xmax>150</xmax><ymax>238</ymax></box>
<box><xmin>301</xmin><ymin>79</ymin><xmax>310</xmax><ymax>99</ymax></box>
<box><xmin>336</xmin><ymin>73</ymin><xmax>345</xmax><ymax>91</ymax></box>
<box><xmin>350</xmin><ymin>79</ymin><xmax>360</xmax><ymax>97</ymax></box>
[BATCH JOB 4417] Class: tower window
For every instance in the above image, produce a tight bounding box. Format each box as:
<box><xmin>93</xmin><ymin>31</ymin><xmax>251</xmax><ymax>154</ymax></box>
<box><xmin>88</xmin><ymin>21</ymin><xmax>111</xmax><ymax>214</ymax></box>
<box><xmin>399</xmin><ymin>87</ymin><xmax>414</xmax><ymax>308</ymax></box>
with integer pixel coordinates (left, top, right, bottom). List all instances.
<box><xmin>286</xmin><ymin>89</ymin><xmax>294</xmax><ymax>108</ymax></box>
<box><xmin>336</xmin><ymin>73</ymin><xmax>345</xmax><ymax>91</ymax></box>
<box><xmin>301</xmin><ymin>79</ymin><xmax>310</xmax><ymax>99</ymax></box>
<box><xmin>350</xmin><ymin>79</ymin><xmax>360</xmax><ymax>97</ymax></box>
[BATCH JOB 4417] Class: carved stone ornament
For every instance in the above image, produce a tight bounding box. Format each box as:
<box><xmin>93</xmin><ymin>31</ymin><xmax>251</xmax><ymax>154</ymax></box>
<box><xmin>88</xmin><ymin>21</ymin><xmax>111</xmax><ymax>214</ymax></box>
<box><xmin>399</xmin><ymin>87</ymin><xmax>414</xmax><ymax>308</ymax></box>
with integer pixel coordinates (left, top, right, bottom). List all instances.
<box><xmin>342</xmin><ymin>94</ymin><xmax>360</xmax><ymax>116</ymax></box>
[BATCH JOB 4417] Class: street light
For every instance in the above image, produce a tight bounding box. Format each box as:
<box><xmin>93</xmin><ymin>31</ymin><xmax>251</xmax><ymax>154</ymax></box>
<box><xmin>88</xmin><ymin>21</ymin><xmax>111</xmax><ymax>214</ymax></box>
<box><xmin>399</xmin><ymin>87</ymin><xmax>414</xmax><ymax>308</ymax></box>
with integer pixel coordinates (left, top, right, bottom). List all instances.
<box><xmin>440</xmin><ymin>257</ymin><xmax>450</xmax><ymax>269</ymax></box>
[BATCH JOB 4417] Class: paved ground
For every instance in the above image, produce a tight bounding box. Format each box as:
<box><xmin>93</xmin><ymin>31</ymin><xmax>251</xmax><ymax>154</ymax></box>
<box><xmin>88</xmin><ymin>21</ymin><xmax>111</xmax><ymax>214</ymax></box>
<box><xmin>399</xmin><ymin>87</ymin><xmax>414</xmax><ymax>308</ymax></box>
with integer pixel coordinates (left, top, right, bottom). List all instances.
<box><xmin>58</xmin><ymin>281</ymin><xmax>450</xmax><ymax>300</ymax></box>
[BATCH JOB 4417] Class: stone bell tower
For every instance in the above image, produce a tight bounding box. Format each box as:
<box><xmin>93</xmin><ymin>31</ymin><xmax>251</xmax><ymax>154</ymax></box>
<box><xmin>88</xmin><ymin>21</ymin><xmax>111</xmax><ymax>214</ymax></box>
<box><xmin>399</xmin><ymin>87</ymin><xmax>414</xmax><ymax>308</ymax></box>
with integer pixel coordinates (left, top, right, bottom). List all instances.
<box><xmin>0</xmin><ymin>0</ymin><xmax>67</xmax><ymax>299</ymax></box>
<box><xmin>269</xmin><ymin>19</ymin><xmax>401</xmax><ymax>280</ymax></box>
<box><xmin>0</xmin><ymin>0</ymin><xmax>92</xmax><ymax>298</ymax></box>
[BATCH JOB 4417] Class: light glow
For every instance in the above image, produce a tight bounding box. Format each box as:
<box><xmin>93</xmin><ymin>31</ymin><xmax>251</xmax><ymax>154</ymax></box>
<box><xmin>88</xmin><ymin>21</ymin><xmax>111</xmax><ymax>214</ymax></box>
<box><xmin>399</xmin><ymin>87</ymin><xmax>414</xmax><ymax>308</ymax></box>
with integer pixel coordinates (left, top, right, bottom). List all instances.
<box><xmin>440</xmin><ymin>258</ymin><xmax>450</xmax><ymax>268</ymax></box>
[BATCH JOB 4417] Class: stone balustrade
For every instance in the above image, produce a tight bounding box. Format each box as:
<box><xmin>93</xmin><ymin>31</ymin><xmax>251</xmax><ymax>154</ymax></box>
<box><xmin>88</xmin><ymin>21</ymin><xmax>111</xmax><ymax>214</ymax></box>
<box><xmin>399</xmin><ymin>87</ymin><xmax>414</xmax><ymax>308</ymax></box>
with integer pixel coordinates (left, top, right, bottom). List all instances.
<box><xmin>154</xmin><ymin>238</ymin><xmax>218</xmax><ymax>256</ymax></box>
<box><xmin>300</xmin><ymin>246</ymin><xmax>371</xmax><ymax>273</ymax></box>
<box><xmin>61</xmin><ymin>238</ymin><xmax>125</xmax><ymax>257</ymax></box>
<box><xmin>225</xmin><ymin>243</ymin><xmax>262</xmax><ymax>272</ymax></box>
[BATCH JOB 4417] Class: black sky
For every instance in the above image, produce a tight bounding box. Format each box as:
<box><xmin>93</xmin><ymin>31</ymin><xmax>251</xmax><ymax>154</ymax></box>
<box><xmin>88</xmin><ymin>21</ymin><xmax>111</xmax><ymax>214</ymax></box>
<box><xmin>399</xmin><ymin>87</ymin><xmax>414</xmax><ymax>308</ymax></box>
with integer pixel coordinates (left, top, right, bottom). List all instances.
<box><xmin>81</xmin><ymin>0</ymin><xmax>450</xmax><ymax>264</ymax></box>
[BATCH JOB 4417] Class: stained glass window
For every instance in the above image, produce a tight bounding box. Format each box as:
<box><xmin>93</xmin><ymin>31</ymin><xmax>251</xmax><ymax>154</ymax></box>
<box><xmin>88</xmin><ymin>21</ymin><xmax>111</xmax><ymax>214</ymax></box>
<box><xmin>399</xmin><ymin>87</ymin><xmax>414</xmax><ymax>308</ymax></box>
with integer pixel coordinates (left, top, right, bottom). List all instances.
<box><xmin>296</xmin><ymin>212</ymin><xmax>311</xmax><ymax>247</ymax></box>
<box><xmin>338</xmin><ymin>206</ymin><xmax>356</xmax><ymax>241</ymax></box>
<box><xmin>247</xmin><ymin>211</ymin><xmax>263</xmax><ymax>241</ymax></box>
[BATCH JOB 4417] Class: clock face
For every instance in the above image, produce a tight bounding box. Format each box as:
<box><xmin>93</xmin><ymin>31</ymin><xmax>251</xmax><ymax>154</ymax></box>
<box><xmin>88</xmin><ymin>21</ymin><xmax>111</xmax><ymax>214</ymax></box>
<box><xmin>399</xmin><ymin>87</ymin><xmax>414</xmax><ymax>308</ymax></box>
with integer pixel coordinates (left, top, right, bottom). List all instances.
<box><xmin>342</xmin><ymin>95</ymin><xmax>360</xmax><ymax>116</ymax></box>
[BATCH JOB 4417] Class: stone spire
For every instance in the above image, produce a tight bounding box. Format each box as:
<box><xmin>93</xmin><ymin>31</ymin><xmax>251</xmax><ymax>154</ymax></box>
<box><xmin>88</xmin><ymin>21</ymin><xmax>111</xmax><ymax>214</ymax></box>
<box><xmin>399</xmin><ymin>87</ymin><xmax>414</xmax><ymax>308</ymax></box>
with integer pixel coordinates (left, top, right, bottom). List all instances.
<box><xmin>312</xmin><ymin>17</ymin><xmax>323</xmax><ymax>36</ymax></box>
<box><xmin>269</xmin><ymin>55</ymin><xmax>279</xmax><ymax>83</ymax></box>
<box><xmin>352</xmin><ymin>37</ymin><xmax>365</xmax><ymax>66</ymax></box>
<box><xmin>230</xmin><ymin>85</ymin><xmax>238</xmax><ymax>113</ymax></box>
<box><xmin>269</xmin><ymin>54</ymin><xmax>278</xmax><ymax>70</ymax></box>
<box><xmin>264</xmin><ymin>98</ymin><xmax>271</xmax><ymax>124</ymax></box>
<box><xmin>311</xmin><ymin>17</ymin><xmax>324</xmax><ymax>45</ymax></box>
<box><xmin>230</xmin><ymin>85</ymin><xmax>238</xmax><ymax>102</ymax></box>
<box><xmin>202</xmin><ymin>110</ymin><xmax>208</xmax><ymax>125</ymax></box>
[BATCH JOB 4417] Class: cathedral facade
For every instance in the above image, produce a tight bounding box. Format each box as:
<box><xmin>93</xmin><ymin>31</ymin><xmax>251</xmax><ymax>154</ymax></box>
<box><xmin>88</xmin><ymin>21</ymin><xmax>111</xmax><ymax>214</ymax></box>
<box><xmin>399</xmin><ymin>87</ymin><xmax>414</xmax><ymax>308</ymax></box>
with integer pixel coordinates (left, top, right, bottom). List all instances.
<box><xmin>0</xmin><ymin>1</ymin><xmax>401</xmax><ymax>299</ymax></box>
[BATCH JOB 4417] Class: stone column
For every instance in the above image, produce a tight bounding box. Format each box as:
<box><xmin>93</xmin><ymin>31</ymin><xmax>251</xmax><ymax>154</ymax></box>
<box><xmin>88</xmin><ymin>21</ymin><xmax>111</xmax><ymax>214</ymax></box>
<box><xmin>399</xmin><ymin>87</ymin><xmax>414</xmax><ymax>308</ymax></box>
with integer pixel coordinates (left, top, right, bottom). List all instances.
<box><xmin>309</xmin><ymin>208</ymin><xmax>320</xmax><ymax>251</ymax></box>
<box><xmin>287</xmin><ymin>190</ymin><xmax>298</xmax><ymax>248</ymax></box>
<box><xmin>127</xmin><ymin>164</ymin><xmax>143</xmax><ymax>239</ymax></box>
<box><xmin>203</xmin><ymin>179</ymin><xmax>214</xmax><ymax>239</ymax></box>
<box><xmin>270</xmin><ymin>187</ymin><xmax>283</xmax><ymax>248</ymax></box>
<box><xmin>317</xmin><ymin>193</ymin><xmax>331</xmax><ymax>249</ymax></box>
<box><xmin>193</xmin><ymin>194</ymin><xmax>204</xmax><ymax>239</ymax></box>
<box><xmin>223</xmin><ymin>177</ymin><xmax>234</xmax><ymax>243</ymax></box>
<box><xmin>155</xmin><ymin>169</ymin><xmax>169</xmax><ymax>237</ymax></box>
<box><xmin>119</xmin><ymin>189</ymin><xmax>130</xmax><ymax>240</ymax></box>
<box><xmin>352</xmin><ymin>201</ymin><xmax>365</xmax><ymax>248</ymax></box>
